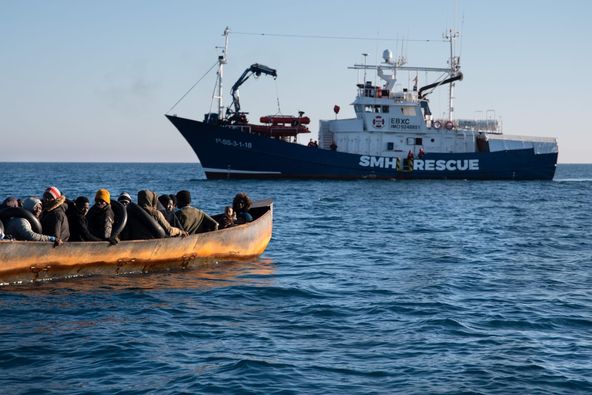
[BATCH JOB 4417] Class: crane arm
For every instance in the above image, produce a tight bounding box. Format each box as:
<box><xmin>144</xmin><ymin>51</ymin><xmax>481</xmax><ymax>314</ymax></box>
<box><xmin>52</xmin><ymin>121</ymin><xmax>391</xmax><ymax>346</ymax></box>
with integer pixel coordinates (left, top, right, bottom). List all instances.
<box><xmin>228</xmin><ymin>63</ymin><xmax>277</xmax><ymax>118</ymax></box>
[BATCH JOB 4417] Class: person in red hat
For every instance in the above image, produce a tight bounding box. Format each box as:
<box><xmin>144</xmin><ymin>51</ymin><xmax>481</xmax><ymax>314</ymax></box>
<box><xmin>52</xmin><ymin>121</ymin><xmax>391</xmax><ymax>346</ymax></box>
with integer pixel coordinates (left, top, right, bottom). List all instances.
<box><xmin>41</xmin><ymin>186</ymin><xmax>69</xmax><ymax>244</ymax></box>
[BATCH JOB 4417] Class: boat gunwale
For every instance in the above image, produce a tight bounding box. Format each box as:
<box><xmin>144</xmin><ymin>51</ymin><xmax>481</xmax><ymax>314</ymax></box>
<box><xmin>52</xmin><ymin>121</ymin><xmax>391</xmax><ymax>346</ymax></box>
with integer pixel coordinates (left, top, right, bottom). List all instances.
<box><xmin>0</xmin><ymin>200</ymin><xmax>273</xmax><ymax>284</ymax></box>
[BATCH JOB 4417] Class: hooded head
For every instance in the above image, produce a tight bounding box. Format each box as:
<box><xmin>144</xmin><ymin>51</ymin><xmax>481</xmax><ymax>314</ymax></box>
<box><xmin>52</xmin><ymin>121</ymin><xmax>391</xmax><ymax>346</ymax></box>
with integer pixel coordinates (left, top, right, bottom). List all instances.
<box><xmin>176</xmin><ymin>190</ymin><xmax>191</xmax><ymax>208</ymax></box>
<box><xmin>22</xmin><ymin>197</ymin><xmax>42</xmax><ymax>213</ymax></box>
<box><xmin>138</xmin><ymin>190</ymin><xmax>158</xmax><ymax>209</ymax></box>
<box><xmin>158</xmin><ymin>194</ymin><xmax>173</xmax><ymax>211</ymax></box>
<box><xmin>1</xmin><ymin>196</ymin><xmax>18</xmax><ymax>208</ymax></box>
<box><xmin>95</xmin><ymin>189</ymin><xmax>110</xmax><ymax>205</ymax></box>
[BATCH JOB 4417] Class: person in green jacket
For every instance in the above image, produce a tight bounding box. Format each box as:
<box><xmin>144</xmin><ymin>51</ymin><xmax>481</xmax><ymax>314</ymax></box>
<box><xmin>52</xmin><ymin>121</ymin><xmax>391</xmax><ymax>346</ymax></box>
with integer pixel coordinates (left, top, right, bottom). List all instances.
<box><xmin>175</xmin><ymin>190</ymin><xmax>218</xmax><ymax>234</ymax></box>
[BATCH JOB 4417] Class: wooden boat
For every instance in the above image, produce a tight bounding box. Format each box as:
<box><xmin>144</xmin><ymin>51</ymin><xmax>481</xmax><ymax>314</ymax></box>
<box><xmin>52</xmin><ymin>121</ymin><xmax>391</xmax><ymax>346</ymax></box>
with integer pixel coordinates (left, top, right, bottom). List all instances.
<box><xmin>0</xmin><ymin>199</ymin><xmax>273</xmax><ymax>285</ymax></box>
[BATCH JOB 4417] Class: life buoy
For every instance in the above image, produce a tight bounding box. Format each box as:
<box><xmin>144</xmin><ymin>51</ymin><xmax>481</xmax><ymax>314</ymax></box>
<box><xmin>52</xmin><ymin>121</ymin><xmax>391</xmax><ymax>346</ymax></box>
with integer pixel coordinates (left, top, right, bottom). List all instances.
<box><xmin>433</xmin><ymin>121</ymin><xmax>442</xmax><ymax>129</ymax></box>
<box><xmin>125</xmin><ymin>203</ymin><xmax>166</xmax><ymax>239</ymax></box>
<box><xmin>110</xmin><ymin>200</ymin><xmax>128</xmax><ymax>239</ymax></box>
<box><xmin>0</xmin><ymin>207</ymin><xmax>43</xmax><ymax>234</ymax></box>
<box><xmin>372</xmin><ymin>115</ymin><xmax>385</xmax><ymax>128</ymax></box>
<box><xmin>445</xmin><ymin>120</ymin><xmax>454</xmax><ymax>130</ymax></box>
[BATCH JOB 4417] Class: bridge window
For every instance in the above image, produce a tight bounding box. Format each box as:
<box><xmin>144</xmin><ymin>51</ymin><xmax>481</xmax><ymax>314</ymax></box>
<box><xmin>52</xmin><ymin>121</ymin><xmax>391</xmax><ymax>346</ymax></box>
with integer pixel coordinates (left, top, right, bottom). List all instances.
<box><xmin>406</xmin><ymin>137</ymin><xmax>423</xmax><ymax>146</ymax></box>
<box><xmin>364</xmin><ymin>105</ymin><xmax>388</xmax><ymax>113</ymax></box>
<box><xmin>401</xmin><ymin>107</ymin><xmax>416</xmax><ymax>116</ymax></box>
<box><xmin>387</xmin><ymin>142</ymin><xmax>394</xmax><ymax>150</ymax></box>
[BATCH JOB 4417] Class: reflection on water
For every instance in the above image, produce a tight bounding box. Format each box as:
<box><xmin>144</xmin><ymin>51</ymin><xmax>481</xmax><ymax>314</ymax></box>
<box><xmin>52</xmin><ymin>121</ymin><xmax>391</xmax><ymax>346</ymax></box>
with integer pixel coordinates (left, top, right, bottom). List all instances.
<box><xmin>2</xmin><ymin>258</ymin><xmax>275</xmax><ymax>293</ymax></box>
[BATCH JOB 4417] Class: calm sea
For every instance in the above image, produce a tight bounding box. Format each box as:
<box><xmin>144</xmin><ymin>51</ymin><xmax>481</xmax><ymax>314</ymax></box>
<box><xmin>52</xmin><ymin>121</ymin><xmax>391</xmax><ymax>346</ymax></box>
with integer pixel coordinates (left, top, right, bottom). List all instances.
<box><xmin>0</xmin><ymin>163</ymin><xmax>591</xmax><ymax>394</ymax></box>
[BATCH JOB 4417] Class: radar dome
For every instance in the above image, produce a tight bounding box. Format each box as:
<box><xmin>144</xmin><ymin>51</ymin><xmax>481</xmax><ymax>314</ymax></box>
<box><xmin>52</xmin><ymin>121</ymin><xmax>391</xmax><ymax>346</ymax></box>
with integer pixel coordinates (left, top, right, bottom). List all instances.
<box><xmin>382</xmin><ymin>49</ymin><xmax>393</xmax><ymax>64</ymax></box>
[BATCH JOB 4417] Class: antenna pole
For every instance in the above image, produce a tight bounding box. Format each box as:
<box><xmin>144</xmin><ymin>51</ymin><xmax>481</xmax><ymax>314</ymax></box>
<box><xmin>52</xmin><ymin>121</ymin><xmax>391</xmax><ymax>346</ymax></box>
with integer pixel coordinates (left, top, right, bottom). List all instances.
<box><xmin>362</xmin><ymin>53</ymin><xmax>368</xmax><ymax>83</ymax></box>
<box><xmin>217</xmin><ymin>27</ymin><xmax>230</xmax><ymax>118</ymax></box>
<box><xmin>444</xmin><ymin>29</ymin><xmax>460</xmax><ymax>121</ymax></box>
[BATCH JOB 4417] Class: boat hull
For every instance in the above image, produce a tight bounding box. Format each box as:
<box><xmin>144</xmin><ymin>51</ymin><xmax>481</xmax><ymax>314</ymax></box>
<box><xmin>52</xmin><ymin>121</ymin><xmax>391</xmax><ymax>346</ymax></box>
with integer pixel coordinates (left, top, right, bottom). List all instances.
<box><xmin>167</xmin><ymin>116</ymin><xmax>557</xmax><ymax>180</ymax></box>
<box><xmin>0</xmin><ymin>201</ymin><xmax>273</xmax><ymax>285</ymax></box>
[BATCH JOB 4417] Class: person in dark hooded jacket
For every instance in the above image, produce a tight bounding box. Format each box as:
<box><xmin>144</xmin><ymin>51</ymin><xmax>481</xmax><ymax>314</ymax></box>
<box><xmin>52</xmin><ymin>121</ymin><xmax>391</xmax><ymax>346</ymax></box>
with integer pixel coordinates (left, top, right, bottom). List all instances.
<box><xmin>41</xmin><ymin>186</ymin><xmax>69</xmax><ymax>242</ymax></box>
<box><xmin>67</xmin><ymin>196</ymin><xmax>102</xmax><ymax>242</ymax></box>
<box><xmin>87</xmin><ymin>189</ymin><xmax>115</xmax><ymax>242</ymax></box>
<box><xmin>138</xmin><ymin>190</ymin><xmax>186</xmax><ymax>237</ymax></box>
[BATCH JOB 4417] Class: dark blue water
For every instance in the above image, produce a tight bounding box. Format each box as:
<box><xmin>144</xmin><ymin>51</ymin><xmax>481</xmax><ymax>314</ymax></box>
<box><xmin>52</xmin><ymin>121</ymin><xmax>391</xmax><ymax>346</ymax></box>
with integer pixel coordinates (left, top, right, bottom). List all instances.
<box><xmin>1</xmin><ymin>163</ymin><xmax>591</xmax><ymax>394</ymax></box>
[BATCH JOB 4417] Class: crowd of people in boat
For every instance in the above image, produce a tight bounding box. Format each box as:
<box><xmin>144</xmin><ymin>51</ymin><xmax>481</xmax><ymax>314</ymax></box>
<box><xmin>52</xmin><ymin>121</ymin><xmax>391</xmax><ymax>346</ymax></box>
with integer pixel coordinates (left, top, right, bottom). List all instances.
<box><xmin>0</xmin><ymin>187</ymin><xmax>254</xmax><ymax>246</ymax></box>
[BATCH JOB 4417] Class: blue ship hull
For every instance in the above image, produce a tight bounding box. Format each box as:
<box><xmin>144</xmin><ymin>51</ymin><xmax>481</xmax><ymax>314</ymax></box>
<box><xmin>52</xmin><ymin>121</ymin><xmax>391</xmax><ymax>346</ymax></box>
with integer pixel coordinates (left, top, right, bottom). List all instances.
<box><xmin>167</xmin><ymin>115</ymin><xmax>558</xmax><ymax>180</ymax></box>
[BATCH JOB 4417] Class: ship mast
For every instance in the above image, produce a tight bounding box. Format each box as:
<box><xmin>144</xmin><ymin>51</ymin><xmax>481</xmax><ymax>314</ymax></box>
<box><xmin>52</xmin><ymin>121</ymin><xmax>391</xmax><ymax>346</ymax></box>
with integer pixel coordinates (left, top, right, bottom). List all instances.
<box><xmin>445</xmin><ymin>29</ymin><xmax>460</xmax><ymax>121</ymax></box>
<box><xmin>216</xmin><ymin>27</ymin><xmax>230</xmax><ymax>118</ymax></box>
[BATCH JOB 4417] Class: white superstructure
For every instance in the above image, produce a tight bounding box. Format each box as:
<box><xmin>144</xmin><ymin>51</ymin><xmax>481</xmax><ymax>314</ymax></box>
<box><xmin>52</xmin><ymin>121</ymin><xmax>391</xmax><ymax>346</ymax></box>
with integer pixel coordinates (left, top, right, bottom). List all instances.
<box><xmin>319</xmin><ymin>32</ymin><xmax>557</xmax><ymax>159</ymax></box>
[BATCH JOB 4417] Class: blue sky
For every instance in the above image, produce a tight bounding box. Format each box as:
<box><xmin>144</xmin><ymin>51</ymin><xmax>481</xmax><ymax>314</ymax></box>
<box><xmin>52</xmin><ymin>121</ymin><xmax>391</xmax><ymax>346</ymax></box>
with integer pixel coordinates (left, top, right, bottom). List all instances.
<box><xmin>1</xmin><ymin>0</ymin><xmax>590</xmax><ymax>163</ymax></box>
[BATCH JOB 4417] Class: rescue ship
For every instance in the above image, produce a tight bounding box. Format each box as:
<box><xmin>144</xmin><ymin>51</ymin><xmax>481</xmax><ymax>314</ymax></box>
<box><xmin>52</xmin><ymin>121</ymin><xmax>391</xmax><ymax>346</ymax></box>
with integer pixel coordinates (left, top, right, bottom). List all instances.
<box><xmin>167</xmin><ymin>28</ymin><xmax>558</xmax><ymax>180</ymax></box>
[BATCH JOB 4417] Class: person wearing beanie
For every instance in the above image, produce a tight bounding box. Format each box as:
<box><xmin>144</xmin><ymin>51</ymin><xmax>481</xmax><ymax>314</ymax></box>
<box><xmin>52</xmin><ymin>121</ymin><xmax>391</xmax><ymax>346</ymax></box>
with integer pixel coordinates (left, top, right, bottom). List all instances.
<box><xmin>44</xmin><ymin>186</ymin><xmax>61</xmax><ymax>201</ymax></box>
<box><xmin>87</xmin><ymin>188</ymin><xmax>115</xmax><ymax>242</ymax></box>
<box><xmin>117</xmin><ymin>192</ymin><xmax>132</xmax><ymax>206</ymax></box>
<box><xmin>176</xmin><ymin>190</ymin><xmax>191</xmax><ymax>208</ymax></box>
<box><xmin>41</xmin><ymin>185</ymin><xmax>69</xmax><ymax>242</ymax></box>
<box><xmin>95</xmin><ymin>189</ymin><xmax>110</xmax><ymax>205</ymax></box>
<box><xmin>23</xmin><ymin>197</ymin><xmax>43</xmax><ymax>217</ymax></box>
<box><xmin>175</xmin><ymin>190</ymin><xmax>218</xmax><ymax>234</ymax></box>
<box><xmin>67</xmin><ymin>196</ymin><xmax>102</xmax><ymax>242</ymax></box>
<box><xmin>6</xmin><ymin>196</ymin><xmax>59</xmax><ymax>244</ymax></box>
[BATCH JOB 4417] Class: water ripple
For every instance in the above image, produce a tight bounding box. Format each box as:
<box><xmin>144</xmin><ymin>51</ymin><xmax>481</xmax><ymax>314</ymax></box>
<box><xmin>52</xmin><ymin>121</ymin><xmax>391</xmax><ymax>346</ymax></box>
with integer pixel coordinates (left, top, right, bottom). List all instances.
<box><xmin>1</xmin><ymin>163</ymin><xmax>592</xmax><ymax>394</ymax></box>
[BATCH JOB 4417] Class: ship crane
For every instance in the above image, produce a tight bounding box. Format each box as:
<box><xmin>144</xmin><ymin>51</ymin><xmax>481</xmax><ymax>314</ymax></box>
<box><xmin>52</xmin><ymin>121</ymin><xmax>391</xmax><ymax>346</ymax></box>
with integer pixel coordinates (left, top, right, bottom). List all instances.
<box><xmin>227</xmin><ymin>63</ymin><xmax>277</xmax><ymax>121</ymax></box>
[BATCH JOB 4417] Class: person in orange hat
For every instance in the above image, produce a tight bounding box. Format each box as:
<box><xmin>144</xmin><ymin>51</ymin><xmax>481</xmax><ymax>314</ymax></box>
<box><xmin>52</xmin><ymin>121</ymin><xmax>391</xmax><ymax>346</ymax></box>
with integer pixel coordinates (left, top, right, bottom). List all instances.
<box><xmin>87</xmin><ymin>188</ymin><xmax>116</xmax><ymax>243</ymax></box>
<box><xmin>41</xmin><ymin>186</ymin><xmax>69</xmax><ymax>243</ymax></box>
